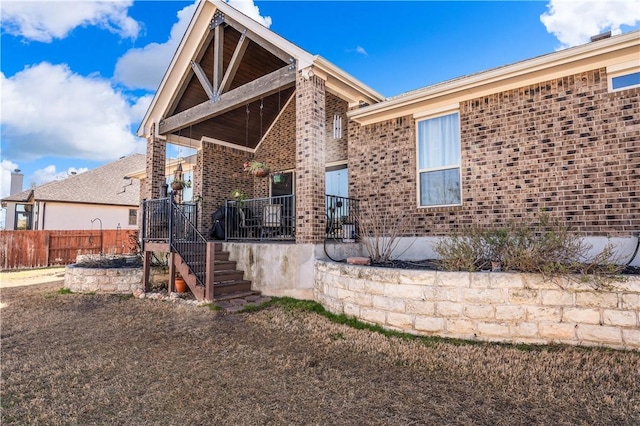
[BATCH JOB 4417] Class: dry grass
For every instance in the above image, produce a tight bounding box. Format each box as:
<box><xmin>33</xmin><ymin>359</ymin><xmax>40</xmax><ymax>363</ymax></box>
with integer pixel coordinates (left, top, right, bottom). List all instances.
<box><xmin>1</xmin><ymin>283</ymin><xmax>639</xmax><ymax>425</ymax></box>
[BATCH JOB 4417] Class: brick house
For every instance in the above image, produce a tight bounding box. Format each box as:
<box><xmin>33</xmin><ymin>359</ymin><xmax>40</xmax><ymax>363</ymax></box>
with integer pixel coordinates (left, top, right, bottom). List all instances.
<box><xmin>137</xmin><ymin>0</ymin><xmax>639</xmax><ymax>301</ymax></box>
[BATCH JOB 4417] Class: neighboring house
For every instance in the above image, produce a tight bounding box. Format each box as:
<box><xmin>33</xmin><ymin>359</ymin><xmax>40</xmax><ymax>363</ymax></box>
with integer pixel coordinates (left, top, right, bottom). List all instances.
<box><xmin>1</xmin><ymin>155</ymin><xmax>145</xmax><ymax>231</ymax></box>
<box><xmin>137</xmin><ymin>0</ymin><xmax>639</xmax><ymax>301</ymax></box>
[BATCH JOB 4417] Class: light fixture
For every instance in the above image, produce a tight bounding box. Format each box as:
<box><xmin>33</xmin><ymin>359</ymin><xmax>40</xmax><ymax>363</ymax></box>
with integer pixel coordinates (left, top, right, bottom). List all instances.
<box><xmin>301</xmin><ymin>66</ymin><xmax>315</xmax><ymax>80</ymax></box>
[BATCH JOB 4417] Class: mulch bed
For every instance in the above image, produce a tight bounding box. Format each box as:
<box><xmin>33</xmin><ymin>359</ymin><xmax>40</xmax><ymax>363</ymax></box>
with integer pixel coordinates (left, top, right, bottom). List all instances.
<box><xmin>371</xmin><ymin>260</ymin><xmax>640</xmax><ymax>275</ymax></box>
<box><xmin>1</xmin><ymin>283</ymin><xmax>639</xmax><ymax>425</ymax></box>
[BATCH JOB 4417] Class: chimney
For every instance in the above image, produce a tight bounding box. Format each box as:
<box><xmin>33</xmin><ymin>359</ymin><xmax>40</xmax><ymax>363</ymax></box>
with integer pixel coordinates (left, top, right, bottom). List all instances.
<box><xmin>10</xmin><ymin>169</ymin><xmax>24</xmax><ymax>195</ymax></box>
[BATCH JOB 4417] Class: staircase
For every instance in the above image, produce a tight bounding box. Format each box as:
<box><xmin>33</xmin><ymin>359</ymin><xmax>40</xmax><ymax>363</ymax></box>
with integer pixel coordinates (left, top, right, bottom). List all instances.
<box><xmin>174</xmin><ymin>242</ymin><xmax>258</xmax><ymax>302</ymax></box>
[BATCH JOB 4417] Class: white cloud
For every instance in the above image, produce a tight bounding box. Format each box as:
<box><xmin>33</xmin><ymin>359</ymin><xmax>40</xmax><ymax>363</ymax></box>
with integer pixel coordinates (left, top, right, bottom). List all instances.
<box><xmin>541</xmin><ymin>0</ymin><xmax>640</xmax><ymax>49</ymax></box>
<box><xmin>114</xmin><ymin>0</ymin><xmax>272</xmax><ymax>91</ymax></box>
<box><xmin>1</xmin><ymin>62</ymin><xmax>145</xmax><ymax>163</ymax></box>
<box><xmin>227</xmin><ymin>0</ymin><xmax>272</xmax><ymax>28</ymax></box>
<box><xmin>0</xmin><ymin>0</ymin><xmax>140</xmax><ymax>43</ymax></box>
<box><xmin>31</xmin><ymin>165</ymin><xmax>89</xmax><ymax>187</ymax></box>
<box><xmin>355</xmin><ymin>46</ymin><xmax>368</xmax><ymax>56</ymax></box>
<box><xmin>114</xmin><ymin>1</ymin><xmax>197</xmax><ymax>91</ymax></box>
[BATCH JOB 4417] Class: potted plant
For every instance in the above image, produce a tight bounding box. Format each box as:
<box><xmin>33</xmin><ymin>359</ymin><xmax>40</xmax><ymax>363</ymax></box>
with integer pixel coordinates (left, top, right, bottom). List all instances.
<box><xmin>174</xmin><ymin>273</ymin><xmax>188</xmax><ymax>293</ymax></box>
<box><xmin>244</xmin><ymin>160</ymin><xmax>270</xmax><ymax>178</ymax></box>
<box><xmin>271</xmin><ymin>171</ymin><xmax>285</xmax><ymax>184</ymax></box>
<box><xmin>230</xmin><ymin>189</ymin><xmax>248</xmax><ymax>208</ymax></box>
<box><xmin>171</xmin><ymin>179</ymin><xmax>185</xmax><ymax>191</ymax></box>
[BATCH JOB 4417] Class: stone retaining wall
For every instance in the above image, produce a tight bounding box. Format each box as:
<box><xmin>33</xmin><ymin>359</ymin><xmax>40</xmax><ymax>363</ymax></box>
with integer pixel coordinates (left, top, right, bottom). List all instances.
<box><xmin>65</xmin><ymin>264</ymin><xmax>144</xmax><ymax>294</ymax></box>
<box><xmin>314</xmin><ymin>261</ymin><xmax>640</xmax><ymax>350</ymax></box>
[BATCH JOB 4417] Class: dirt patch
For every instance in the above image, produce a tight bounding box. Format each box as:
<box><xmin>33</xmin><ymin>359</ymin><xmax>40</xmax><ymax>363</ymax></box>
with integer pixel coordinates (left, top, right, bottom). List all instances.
<box><xmin>0</xmin><ymin>267</ymin><xmax>66</xmax><ymax>289</ymax></box>
<box><xmin>1</xmin><ymin>284</ymin><xmax>639</xmax><ymax>425</ymax></box>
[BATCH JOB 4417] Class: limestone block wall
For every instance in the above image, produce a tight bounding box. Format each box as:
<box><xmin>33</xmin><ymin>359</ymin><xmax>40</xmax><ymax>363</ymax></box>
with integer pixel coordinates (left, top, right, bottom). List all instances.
<box><xmin>314</xmin><ymin>261</ymin><xmax>640</xmax><ymax>350</ymax></box>
<box><xmin>65</xmin><ymin>264</ymin><xmax>143</xmax><ymax>294</ymax></box>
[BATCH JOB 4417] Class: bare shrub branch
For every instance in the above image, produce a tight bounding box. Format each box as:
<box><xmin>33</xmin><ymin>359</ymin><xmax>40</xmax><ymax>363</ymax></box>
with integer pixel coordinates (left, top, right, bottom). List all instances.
<box><xmin>355</xmin><ymin>200</ymin><xmax>414</xmax><ymax>263</ymax></box>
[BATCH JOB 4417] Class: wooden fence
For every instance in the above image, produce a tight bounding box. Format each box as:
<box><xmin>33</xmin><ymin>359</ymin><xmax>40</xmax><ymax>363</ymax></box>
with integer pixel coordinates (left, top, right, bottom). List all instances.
<box><xmin>0</xmin><ymin>229</ymin><xmax>138</xmax><ymax>270</ymax></box>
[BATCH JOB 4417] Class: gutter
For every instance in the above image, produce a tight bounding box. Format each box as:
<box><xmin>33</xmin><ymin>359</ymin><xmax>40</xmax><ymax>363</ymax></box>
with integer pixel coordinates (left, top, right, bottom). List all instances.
<box><xmin>348</xmin><ymin>30</ymin><xmax>640</xmax><ymax>122</ymax></box>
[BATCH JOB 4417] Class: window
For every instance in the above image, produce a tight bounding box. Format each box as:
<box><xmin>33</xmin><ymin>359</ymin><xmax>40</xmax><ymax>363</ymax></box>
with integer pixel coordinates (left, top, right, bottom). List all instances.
<box><xmin>417</xmin><ymin>112</ymin><xmax>461</xmax><ymax>207</ymax></box>
<box><xmin>14</xmin><ymin>204</ymin><xmax>33</xmax><ymax>230</ymax></box>
<box><xmin>611</xmin><ymin>71</ymin><xmax>640</xmax><ymax>91</ymax></box>
<box><xmin>128</xmin><ymin>209</ymin><xmax>137</xmax><ymax>226</ymax></box>
<box><xmin>607</xmin><ymin>61</ymin><xmax>640</xmax><ymax>92</ymax></box>
<box><xmin>325</xmin><ymin>164</ymin><xmax>348</xmax><ymax>198</ymax></box>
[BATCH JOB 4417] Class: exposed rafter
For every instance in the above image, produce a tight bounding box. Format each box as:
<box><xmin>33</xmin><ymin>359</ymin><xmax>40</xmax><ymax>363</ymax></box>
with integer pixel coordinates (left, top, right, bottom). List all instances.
<box><xmin>219</xmin><ymin>29</ymin><xmax>248</xmax><ymax>94</ymax></box>
<box><xmin>209</xmin><ymin>11</ymin><xmax>292</xmax><ymax>65</ymax></box>
<box><xmin>190</xmin><ymin>61</ymin><xmax>215</xmax><ymax>101</ymax></box>
<box><xmin>212</xmin><ymin>24</ymin><xmax>224</xmax><ymax>94</ymax></box>
<box><xmin>159</xmin><ymin>64</ymin><xmax>296</xmax><ymax>135</ymax></box>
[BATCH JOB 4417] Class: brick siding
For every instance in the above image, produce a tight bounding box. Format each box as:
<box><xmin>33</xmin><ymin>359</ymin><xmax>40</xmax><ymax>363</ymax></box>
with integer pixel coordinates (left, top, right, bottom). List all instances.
<box><xmin>295</xmin><ymin>74</ymin><xmax>326</xmax><ymax>243</ymax></box>
<box><xmin>349</xmin><ymin>68</ymin><xmax>640</xmax><ymax>236</ymax></box>
<box><xmin>196</xmin><ymin>141</ymin><xmax>254</xmax><ymax>234</ymax></box>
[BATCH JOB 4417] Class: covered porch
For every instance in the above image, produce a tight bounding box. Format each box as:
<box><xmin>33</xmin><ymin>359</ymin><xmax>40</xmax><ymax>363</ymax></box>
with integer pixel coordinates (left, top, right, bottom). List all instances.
<box><xmin>136</xmin><ymin>1</ymin><xmax>381</xmax><ymax>301</ymax></box>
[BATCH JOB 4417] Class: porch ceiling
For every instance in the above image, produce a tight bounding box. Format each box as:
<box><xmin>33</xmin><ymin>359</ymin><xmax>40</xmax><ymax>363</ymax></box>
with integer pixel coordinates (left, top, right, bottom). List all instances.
<box><xmin>163</xmin><ymin>24</ymin><xmax>295</xmax><ymax>149</ymax></box>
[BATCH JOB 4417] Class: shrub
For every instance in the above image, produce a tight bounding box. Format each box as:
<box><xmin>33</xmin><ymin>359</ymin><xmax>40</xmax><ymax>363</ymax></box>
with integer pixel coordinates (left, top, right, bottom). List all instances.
<box><xmin>434</xmin><ymin>211</ymin><xmax>625</xmax><ymax>283</ymax></box>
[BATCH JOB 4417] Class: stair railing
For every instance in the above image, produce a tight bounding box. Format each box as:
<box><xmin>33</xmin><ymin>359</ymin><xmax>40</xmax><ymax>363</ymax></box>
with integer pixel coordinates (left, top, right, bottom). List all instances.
<box><xmin>169</xmin><ymin>198</ymin><xmax>207</xmax><ymax>287</ymax></box>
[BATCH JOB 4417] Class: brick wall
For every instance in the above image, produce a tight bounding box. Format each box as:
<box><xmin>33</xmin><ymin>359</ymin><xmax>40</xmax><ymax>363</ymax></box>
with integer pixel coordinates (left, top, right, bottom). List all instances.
<box><xmin>253</xmin><ymin>95</ymin><xmax>296</xmax><ymax>198</ymax></box>
<box><xmin>143</xmin><ymin>133</ymin><xmax>167</xmax><ymax>201</ymax></box>
<box><xmin>325</xmin><ymin>93</ymin><xmax>349</xmax><ymax>163</ymax></box>
<box><xmin>349</xmin><ymin>68</ymin><xmax>640</xmax><ymax>236</ymax></box>
<box><xmin>315</xmin><ymin>261</ymin><xmax>640</xmax><ymax>350</ymax></box>
<box><xmin>196</xmin><ymin>141</ymin><xmax>254</xmax><ymax>234</ymax></box>
<box><xmin>295</xmin><ymin>74</ymin><xmax>326</xmax><ymax>243</ymax></box>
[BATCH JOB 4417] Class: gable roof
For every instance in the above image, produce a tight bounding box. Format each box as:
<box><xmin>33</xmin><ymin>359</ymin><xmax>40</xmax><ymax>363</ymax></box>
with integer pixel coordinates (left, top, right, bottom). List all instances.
<box><xmin>137</xmin><ymin>0</ymin><xmax>383</xmax><ymax>139</ymax></box>
<box><xmin>1</xmin><ymin>155</ymin><xmax>146</xmax><ymax>206</ymax></box>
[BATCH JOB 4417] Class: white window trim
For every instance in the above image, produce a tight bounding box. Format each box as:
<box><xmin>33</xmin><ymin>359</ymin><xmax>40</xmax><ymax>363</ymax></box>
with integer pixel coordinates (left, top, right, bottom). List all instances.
<box><xmin>415</xmin><ymin>109</ymin><xmax>463</xmax><ymax>209</ymax></box>
<box><xmin>269</xmin><ymin>168</ymin><xmax>295</xmax><ymax>198</ymax></box>
<box><xmin>607</xmin><ymin>60</ymin><xmax>640</xmax><ymax>92</ymax></box>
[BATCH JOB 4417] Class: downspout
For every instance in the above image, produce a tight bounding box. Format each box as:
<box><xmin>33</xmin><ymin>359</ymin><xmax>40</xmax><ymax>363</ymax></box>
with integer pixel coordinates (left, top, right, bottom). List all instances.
<box><xmin>41</xmin><ymin>202</ymin><xmax>46</xmax><ymax>230</ymax></box>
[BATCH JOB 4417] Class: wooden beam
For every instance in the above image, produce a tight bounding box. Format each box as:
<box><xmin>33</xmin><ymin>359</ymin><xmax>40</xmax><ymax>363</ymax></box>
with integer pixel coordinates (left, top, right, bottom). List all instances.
<box><xmin>213</xmin><ymin>24</ymin><xmax>224</xmax><ymax>95</ymax></box>
<box><xmin>190</xmin><ymin>61</ymin><xmax>215</xmax><ymax>101</ymax></box>
<box><xmin>219</xmin><ymin>30</ymin><xmax>248</xmax><ymax>94</ymax></box>
<box><xmin>159</xmin><ymin>65</ymin><xmax>296</xmax><ymax>135</ymax></box>
<box><xmin>222</xmin><ymin>14</ymin><xmax>292</xmax><ymax>64</ymax></box>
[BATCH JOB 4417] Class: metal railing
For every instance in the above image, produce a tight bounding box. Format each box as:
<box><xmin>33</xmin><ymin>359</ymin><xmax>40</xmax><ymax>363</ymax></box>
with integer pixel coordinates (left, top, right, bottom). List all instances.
<box><xmin>170</xmin><ymin>202</ymin><xmax>207</xmax><ymax>287</ymax></box>
<box><xmin>225</xmin><ymin>195</ymin><xmax>295</xmax><ymax>241</ymax></box>
<box><xmin>142</xmin><ymin>198</ymin><xmax>197</xmax><ymax>243</ymax></box>
<box><xmin>326</xmin><ymin>194</ymin><xmax>359</xmax><ymax>241</ymax></box>
<box><xmin>142</xmin><ymin>198</ymin><xmax>205</xmax><ymax>286</ymax></box>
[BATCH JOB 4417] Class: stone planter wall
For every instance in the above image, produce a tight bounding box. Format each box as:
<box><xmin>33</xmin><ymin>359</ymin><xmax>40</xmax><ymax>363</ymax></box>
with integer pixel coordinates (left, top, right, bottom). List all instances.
<box><xmin>314</xmin><ymin>261</ymin><xmax>640</xmax><ymax>350</ymax></box>
<box><xmin>65</xmin><ymin>264</ymin><xmax>143</xmax><ymax>294</ymax></box>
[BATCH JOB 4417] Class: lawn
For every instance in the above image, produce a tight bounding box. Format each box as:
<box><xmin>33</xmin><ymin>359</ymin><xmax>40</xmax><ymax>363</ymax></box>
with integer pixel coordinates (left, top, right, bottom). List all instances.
<box><xmin>1</xmin><ymin>283</ymin><xmax>639</xmax><ymax>425</ymax></box>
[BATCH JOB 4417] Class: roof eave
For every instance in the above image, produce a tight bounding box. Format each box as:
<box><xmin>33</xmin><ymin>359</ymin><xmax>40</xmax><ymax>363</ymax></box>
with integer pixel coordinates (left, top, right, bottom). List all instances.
<box><xmin>349</xmin><ymin>30</ymin><xmax>640</xmax><ymax>123</ymax></box>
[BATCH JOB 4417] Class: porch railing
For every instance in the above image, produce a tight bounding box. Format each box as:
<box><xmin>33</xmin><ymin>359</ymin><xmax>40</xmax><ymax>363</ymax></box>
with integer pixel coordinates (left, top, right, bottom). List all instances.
<box><xmin>326</xmin><ymin>194</ymin><xmax>359</xmax><ymax>241</ymax></box>
<box><xmin>225</xmin><ymin>195</ymin><xmax>295</xmax><ymax>241</ymax></box>
<box><xmin>142</xmin><ymin>198</ymin><xmax>198</xmax><ymax>243</ymax></box>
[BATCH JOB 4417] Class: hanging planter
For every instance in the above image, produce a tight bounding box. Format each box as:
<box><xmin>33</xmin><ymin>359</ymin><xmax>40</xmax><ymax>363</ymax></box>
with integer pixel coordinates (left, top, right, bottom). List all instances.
<box><xmin>171</xmin><ymin>180</ymin><xmax>184</xmax><ymax>191</ymax></box>
<box><xmin>272</xmin><ymin>172</ymin><xmax>285</xmax><ymax>184</ymax></box>
<box><xmin>244</xmin><ymin>160</ymin><xmax>270</xmax><ymax>178</ymax></box>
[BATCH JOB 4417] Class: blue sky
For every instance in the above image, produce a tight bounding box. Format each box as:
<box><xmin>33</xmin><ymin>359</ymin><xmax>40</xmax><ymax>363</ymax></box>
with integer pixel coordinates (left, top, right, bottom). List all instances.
<box><xmin>1</xmin><ymin>0</ymin><xmax>639</xmax><ymax>213</ymax></box>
